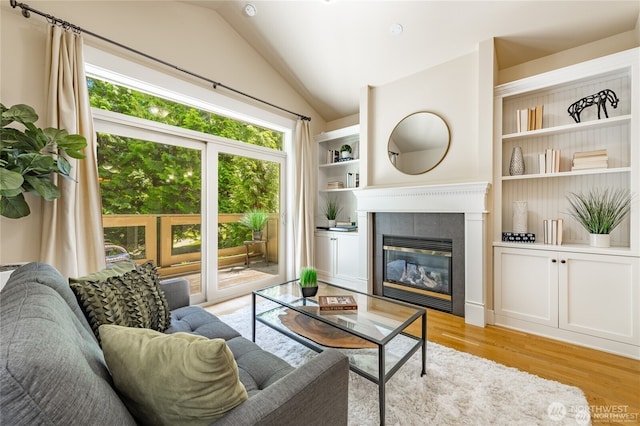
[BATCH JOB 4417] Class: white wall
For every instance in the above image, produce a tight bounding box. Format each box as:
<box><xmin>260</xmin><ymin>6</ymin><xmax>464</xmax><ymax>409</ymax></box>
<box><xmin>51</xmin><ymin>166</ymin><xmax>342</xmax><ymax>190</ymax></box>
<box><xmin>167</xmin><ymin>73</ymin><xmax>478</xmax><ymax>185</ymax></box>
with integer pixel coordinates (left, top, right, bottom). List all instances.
<box><xmin>365</xmin><ymin>51</ymin><xmax>487</xmax><ymax>188</ymax></box>
<box><xmin>0</xmin><ymin>1</ymin><xmax>324</xmax><ymax>264</ymax></box>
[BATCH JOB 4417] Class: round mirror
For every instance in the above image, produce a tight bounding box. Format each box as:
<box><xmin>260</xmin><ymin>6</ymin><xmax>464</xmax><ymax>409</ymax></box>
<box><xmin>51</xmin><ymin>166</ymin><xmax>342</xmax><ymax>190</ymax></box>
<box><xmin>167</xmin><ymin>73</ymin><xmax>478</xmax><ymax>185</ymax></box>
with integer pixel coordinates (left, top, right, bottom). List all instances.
<box><xmin>388</xmin><ymin>112</ymin><xmax>450</xmax><ymax>175</ymax></box>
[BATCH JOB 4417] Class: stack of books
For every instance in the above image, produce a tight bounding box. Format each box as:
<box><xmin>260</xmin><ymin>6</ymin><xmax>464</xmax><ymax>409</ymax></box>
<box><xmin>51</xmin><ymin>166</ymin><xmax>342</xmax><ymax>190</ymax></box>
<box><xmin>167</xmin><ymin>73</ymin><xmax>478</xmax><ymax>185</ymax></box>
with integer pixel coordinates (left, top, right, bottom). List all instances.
<box><xmin>325</xmin><ymin>150</ymin><xmax>341</xmax><ymax>164</ymax></box>
<box><xmin>538</xmin><ymin>148</ymin><xmax>561</xmax><ymax>174</ymax></box>
<box><xmin>543</xmin><ymin>219</ymin><xmax>563</xmax><ymax>245</ymax></box>
<box><xmin>571</xmin><ymin>149</ymin><xmax>608</xmax><ymax>171</ymax></box>
<box><xmin>516</xmin><ymin>105</ymin><xmax>544</xmax><ymax>132</ymax></box>
<box><xmin>318</xmin><ymin>295</ymin><xmax>357</xmax><ymax>313</ymax></box>
<box><xmin>326</xmin><ymin>181</ymin><xmax>344</xmax><ymax>190</ymax></box>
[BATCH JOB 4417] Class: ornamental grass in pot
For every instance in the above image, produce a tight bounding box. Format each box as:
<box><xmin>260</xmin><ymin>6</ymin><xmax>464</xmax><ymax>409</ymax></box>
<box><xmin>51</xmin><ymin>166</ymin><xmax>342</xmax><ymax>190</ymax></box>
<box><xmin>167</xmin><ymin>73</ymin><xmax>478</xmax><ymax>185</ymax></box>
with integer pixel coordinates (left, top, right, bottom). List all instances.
<box><xmin>566</xmin><ymin>187</ymin><xmax>633</xmax><ymax>248</ymax></box>
<box><xmin>299</xmin><ymin>266</ymin><xmax>318</xmax><ymax>297</ymax></box>
<box><xmin>239</xmin><ymin>209</ymin><xmax>269</xmax><ymax>241</ymax></box>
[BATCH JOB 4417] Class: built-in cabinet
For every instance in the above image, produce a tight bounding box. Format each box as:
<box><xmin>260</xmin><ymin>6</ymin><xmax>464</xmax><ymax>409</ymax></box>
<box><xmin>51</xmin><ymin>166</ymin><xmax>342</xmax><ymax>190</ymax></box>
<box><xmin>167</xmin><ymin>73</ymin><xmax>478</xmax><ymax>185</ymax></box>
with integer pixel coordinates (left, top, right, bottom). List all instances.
<box><xmin>314</xmin><ymin>231</ymin><xmax>364</xmax><ymax>291</ymax></box>
<box><xmin>314</xmin><ymin>125</ymin><xmax>367</xmax><ymax>292</ymax></box>
<box><xmin>492</xmin><ymin>48</ymin><xmax>640</xmax><ymax>359</ymax></box>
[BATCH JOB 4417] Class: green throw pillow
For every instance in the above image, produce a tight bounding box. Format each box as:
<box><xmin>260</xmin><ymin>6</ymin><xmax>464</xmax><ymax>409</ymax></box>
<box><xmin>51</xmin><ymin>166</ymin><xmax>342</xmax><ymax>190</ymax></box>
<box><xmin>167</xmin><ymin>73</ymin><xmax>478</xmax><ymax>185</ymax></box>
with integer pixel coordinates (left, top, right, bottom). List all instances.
<box><xmin>99</xmin><ymin>324</ymin><xmax>248</xmax><ymax>426</ymax></box>
<box><xmin>69</xmin><ymin>261</ymin><xmax>172</xmax><ymax>342</ymax></box>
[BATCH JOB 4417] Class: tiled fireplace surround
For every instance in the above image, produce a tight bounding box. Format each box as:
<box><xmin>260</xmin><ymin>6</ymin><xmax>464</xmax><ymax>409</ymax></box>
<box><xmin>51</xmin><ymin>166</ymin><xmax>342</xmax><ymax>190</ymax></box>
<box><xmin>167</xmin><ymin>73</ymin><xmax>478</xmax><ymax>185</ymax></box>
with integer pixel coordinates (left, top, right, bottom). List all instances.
<box><xmin>355</xmin><ymin>182</ymin><xmax>491</xmax><ymax>327</ymax></box>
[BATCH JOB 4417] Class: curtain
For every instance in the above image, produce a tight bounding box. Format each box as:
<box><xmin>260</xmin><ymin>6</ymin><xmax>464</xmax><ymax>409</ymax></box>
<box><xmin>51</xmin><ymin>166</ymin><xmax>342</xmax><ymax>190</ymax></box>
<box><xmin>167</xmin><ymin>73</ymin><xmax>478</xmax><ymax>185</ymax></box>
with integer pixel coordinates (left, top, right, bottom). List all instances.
<box><xmin>293</xmin><ymin>119</ymin><xmax>316</xmax><ymax>272</ymax></box>
<box><xmin>41</xmin><ymin>25</ymin><xmax>105</xmax><ymax>277</ymax></box>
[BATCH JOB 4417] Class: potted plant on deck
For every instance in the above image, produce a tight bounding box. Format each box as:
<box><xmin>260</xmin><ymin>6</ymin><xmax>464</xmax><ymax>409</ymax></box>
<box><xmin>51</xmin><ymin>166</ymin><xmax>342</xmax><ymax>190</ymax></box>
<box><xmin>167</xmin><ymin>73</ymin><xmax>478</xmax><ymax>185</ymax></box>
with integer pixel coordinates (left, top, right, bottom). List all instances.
<box><xmin>299</xmin><ymin>266</ymin><xmax>318</xmax><ymax>297</ymax></box>
<box><xmin>239</xmin><ymin>209</ymin><xmax>269</xmax><ymax>241</ymax></box>
<box><xmin>323</xmin><ymin>197</ymin><xmax>341</xmax><ymax>228</ymax></box>
<box><xmin>566</xmin><ymin>187</ymin><xmax>633</xmax><ymax>248</ymax></box>
<box><xmin>0</xmin><ymin>103</ymin><xmax>87</xmax><ymax>219</ymax></box>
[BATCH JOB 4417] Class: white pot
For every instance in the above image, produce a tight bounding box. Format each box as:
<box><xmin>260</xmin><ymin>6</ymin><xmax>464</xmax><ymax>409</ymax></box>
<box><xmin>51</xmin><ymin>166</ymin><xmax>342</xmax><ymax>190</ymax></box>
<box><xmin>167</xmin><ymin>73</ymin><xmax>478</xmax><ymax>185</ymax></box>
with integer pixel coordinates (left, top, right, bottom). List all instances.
<box><xmin>328</xmin><ymin>220</ymin><xmax>336</xmax><ymax>227</ymax></box>
<box><xmin>589</xmin><ymin>234</ymin><xmax>610</xmax><ymax>248</ymax></box>
<box><xmin>340</xmin><ymin>151</ymin><xmax>351</xmax><ymax>159</ymax></box>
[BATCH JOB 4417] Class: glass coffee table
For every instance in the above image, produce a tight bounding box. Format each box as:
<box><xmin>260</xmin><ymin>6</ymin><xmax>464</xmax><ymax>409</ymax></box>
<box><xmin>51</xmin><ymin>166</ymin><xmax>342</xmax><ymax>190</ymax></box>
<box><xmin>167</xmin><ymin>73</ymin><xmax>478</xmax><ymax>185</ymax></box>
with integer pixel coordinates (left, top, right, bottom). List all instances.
<box><xmin>253</xmin><ymin>280</ymin><xmax>426</xmax><ymax>425</ymax></box>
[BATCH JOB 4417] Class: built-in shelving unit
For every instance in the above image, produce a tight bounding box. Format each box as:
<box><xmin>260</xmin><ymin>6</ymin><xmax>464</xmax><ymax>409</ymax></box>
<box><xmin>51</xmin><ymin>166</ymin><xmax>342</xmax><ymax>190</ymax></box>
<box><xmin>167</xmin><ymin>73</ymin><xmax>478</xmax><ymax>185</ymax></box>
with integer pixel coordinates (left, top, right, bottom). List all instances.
<box><xmin>315</xmin><ymin>124</ymin><xmax>360</xmax><ymax>225</ymax></box>
<box><xmin>492</xmin><ymin>48</ymin><xmax>639</xmax><ymax>359</ymax></box>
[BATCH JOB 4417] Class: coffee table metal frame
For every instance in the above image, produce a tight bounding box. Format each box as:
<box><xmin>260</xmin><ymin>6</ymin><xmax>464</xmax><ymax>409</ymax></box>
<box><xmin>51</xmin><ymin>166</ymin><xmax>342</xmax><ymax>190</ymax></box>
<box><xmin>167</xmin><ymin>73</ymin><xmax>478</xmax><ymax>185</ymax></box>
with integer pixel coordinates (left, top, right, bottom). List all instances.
<box><xmin>252</xmin><ymin>280</ymin><xmax>426</xmax><ymax>426</ymax></box>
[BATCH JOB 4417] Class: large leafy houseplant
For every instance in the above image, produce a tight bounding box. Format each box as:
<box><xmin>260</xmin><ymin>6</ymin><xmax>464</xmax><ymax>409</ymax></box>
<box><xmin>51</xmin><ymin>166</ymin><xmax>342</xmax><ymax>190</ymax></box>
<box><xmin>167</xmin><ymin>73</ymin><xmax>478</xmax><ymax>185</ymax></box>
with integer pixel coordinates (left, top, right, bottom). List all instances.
<box><xmin>1</xmin><ymin>103</ymin><xmax>87</xmax><ymax>219</ymax></box>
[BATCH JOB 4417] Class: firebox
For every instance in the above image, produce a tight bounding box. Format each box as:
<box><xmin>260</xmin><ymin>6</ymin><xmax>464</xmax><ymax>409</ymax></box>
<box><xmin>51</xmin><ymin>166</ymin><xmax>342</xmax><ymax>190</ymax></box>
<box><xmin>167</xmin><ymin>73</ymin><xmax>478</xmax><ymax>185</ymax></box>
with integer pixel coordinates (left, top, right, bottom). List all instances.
<box><xmin>383</xmin><ymin>235</ymin><xmax>453</xmax><ymax>313</ymax></box>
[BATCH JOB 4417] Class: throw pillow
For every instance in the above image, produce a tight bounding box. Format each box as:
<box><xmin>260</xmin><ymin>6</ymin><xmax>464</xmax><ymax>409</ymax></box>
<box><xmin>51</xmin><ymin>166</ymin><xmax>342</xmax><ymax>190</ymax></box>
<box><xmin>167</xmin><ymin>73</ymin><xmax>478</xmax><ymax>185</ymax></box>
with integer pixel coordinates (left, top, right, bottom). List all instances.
<box><xmin>69</xmin><ymin>261</ymin><xmax>172</xmax><ymax>342</ymax></box>
<box><xmin>99</xmin><ymin>324</ymin><xmax>248</xmax><ymax>426</ymax></box>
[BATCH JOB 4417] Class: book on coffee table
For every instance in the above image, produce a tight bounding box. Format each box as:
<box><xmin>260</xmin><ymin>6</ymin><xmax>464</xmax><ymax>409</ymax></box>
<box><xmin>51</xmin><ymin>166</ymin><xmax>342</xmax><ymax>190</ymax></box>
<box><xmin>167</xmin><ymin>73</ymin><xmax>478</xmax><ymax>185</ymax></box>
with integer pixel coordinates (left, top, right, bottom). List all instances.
<box><xmin>318</xmin><ymin>295</ymin><xmax>358</xmax><ymax>312</ymax></box>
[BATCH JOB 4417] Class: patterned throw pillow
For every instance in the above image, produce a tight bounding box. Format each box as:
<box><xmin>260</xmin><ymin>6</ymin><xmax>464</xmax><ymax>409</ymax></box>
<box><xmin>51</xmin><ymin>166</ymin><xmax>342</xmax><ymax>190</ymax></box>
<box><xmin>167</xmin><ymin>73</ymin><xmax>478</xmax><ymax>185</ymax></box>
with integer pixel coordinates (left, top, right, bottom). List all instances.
<box><xmin>69</xmin><ymin>261</ymin><xmax>172</xmax><ymax>343</ymax></box>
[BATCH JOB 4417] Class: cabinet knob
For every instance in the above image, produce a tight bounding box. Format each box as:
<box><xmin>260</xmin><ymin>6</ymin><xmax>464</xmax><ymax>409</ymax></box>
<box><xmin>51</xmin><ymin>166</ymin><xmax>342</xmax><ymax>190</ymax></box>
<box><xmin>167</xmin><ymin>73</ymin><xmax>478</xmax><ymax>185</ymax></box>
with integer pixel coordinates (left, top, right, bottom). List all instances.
<box><xmin>560</xmin><ymin>259</ymin><xmax>566</xmax><ymax>264</ymax></box>
<box><xmin>551</xmin><ymin>259</ymin><xmax>557</xmax><ymax>263</ymax></box>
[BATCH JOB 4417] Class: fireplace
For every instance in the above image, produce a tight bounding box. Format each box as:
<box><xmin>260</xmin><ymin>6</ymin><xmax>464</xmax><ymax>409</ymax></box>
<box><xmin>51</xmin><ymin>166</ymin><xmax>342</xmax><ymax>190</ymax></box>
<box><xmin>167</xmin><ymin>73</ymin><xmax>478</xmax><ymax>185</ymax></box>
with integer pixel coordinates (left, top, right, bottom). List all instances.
<box><xmin>372</xmin><ymin>212</ymin><xmax>465</xmax><ymax>317</ymax></box>
<box><xmin>383</xmin><ymin>235</ymin><xmax>453</xmax><ymax>313</ymax></box>
<box><xmin>354</xmin><ymin>182</ymin><xmax>491</xmax><ymax>326</ymax></box>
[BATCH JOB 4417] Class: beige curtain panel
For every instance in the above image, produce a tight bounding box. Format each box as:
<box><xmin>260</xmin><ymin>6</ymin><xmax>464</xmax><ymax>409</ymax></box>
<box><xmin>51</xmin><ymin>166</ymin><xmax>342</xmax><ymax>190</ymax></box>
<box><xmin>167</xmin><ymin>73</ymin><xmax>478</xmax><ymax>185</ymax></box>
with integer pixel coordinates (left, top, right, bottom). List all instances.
<box><xmin>293</xmin><ymin>120</ymin><xmax>316</xmax><ymax>272</ymax></box>
<box><xmin>41</xmin><ymin>25</ymin><xmax>105</xmax><ymax>277</ymax></box>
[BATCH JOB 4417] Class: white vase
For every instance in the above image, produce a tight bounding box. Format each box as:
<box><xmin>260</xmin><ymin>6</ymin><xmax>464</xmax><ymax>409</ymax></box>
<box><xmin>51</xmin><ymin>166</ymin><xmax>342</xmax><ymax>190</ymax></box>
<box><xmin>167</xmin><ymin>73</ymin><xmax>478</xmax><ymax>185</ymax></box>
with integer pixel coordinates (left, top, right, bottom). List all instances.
<box><xmin>512</xmin><ymin>201</ymin><xmax>528</xmax><ymax>234</ymax></box>
<box><xmin>328</xmin><ymin>220</ymin><xmax>336</xmax><ymax>227</ymax></box>
<box><xmin>589</xmin><ymin>234</ymin><xmax>610</xmax><ymax>248</ymax></box>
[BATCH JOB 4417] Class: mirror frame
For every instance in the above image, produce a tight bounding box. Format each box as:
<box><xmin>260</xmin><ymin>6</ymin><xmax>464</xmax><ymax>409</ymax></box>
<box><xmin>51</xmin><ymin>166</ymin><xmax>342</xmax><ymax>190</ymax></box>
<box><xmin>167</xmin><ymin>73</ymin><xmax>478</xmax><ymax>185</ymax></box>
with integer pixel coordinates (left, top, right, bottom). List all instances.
<box><xmin>388</xmin><ymin>111</ymin><xmax>451</xmax><ymax>175</ymax></box>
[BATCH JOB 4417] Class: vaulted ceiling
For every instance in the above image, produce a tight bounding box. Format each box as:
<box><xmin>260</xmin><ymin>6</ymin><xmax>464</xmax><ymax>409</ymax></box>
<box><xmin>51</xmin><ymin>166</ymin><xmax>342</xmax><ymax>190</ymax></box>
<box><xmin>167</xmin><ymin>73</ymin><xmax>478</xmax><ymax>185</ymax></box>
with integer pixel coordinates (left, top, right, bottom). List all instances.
<box><xmin>185</xmin><ymin>1</ymin><xmax>639</xmax><ymax>122</ymax></box>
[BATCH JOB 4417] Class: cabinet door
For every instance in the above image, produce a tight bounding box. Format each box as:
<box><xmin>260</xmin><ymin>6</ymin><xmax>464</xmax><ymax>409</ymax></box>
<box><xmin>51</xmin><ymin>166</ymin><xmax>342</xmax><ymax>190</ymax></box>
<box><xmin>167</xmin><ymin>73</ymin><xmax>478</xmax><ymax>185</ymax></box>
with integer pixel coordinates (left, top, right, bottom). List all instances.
<box><xmin>314</xmin><ymin>232</ymin><xmax>334</xmax><ymax>280</ymax></box>
<box><xmin>494</xmin><ymin>247</ymin><xmax>558</xmax><ymax>327</ymax></box>
<box><xmin>559</xmin><ymin>253</ymin><xmax>639</xmax><ymax>345</ymax></box>
<box><xmin>334</xmin><ymin>233</ymin><xmax>360</xmax><ymax>281</ymax></box>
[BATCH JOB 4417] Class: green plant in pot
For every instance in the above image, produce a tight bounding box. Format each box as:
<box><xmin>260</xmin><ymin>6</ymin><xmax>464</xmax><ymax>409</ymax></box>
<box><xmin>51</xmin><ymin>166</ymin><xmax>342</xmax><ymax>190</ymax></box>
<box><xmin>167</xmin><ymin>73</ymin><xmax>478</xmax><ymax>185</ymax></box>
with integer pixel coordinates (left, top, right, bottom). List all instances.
<box><xmin>239</xmin><ymin>209</ymin><xmax>269</xmax><ymax>240</ymax></box>
<box><xmin>340</xmin><ymin>143</ymin><xmax>352</xmax><ymax>160</ymax></box>
<box><xmin>299</xmin><ymin>266</ymin><xmax>318</xmax><ymax>297</ymax></box>
<box><xmin>323</xmin><ymin>197</ymin><xmax>341</xmax><ymax>227</ymax></box>
<box><xmin>566</xmin><ymin>187</ymin><xmax>633</xmax><ymax>248</ymax></box>
<box><xmin>1</xmin><ymin>103</ymin><xmax>87</xmax><ymax>219</ymax></box>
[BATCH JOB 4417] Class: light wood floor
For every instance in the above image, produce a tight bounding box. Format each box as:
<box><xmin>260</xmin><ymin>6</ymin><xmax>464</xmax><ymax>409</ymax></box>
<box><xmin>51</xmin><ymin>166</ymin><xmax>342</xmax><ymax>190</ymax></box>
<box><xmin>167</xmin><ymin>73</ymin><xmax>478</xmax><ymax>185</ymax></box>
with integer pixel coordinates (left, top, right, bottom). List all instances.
<box><xmin>207</xmin><ymin>295</ymin><xmax>640</xmax><ymax>425</ymax></box>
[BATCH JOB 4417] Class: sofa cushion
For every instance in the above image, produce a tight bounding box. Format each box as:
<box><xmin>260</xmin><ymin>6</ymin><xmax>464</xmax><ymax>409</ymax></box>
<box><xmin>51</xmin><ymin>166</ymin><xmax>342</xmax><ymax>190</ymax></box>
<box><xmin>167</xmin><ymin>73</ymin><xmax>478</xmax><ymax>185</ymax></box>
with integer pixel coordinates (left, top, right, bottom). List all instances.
<box><xmin>99</xmin><ymin>324</ymin><xmax>248</xmax><ymax>426</ymax></box>
<box><xmin>0</xmin><ymin>263</ymin><xmax>137</xmax><ymax>425</ymax></box>
<box><xmin>69</xmin><ymin>261</ymin><xmax>171</xmax><ymax>342</ymax></box>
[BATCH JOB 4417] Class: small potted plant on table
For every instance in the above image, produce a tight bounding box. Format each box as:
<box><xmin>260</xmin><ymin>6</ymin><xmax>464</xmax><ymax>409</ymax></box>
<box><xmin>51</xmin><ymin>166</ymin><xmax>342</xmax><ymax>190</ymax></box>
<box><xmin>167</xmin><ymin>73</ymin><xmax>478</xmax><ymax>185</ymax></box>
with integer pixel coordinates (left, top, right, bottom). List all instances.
<box><xmin>299</xmin><ymin>266</ymin><xmax>318</xmax><ymax>297</ymax></box>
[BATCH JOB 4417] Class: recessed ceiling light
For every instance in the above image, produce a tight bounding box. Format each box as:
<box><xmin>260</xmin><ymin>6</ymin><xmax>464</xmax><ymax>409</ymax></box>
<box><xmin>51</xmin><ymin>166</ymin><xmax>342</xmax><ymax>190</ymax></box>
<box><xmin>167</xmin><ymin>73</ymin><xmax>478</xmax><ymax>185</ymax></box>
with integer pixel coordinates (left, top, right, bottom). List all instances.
<box><xmin>389</xmin><ymin>23</ymin><xmax>403</xmax><ymax>35</ymax></box>
<box><xmin>244</xmin><ymin>3</ymin><xmax>257</xmax><ymax>17</ymax></box>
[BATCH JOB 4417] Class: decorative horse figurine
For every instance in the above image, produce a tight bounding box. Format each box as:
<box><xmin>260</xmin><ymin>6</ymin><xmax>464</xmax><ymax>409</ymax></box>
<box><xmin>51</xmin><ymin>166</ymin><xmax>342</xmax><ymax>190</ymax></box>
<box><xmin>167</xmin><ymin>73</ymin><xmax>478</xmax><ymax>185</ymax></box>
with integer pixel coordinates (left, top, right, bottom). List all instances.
<box><xmin>567</xmin><ymin>89</ymin><xmax>618</xmax><ymax>123</ymax></box>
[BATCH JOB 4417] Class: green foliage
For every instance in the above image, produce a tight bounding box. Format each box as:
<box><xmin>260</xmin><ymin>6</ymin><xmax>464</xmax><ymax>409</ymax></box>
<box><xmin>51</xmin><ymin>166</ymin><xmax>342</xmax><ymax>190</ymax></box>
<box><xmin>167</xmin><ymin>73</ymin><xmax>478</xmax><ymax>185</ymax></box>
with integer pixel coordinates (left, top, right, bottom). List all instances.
<box><xmin>566</xmin><ymin>188</ymin><xmax>633</xmax><ymax>234</ymax></box>
<box><xmin>0</xmin><ymin>103</ymin><xmax>87</xmax><ymax>218</ymax></box>
<box><xmin>340</xmin><ymin>144</ymin><xmax>352</xmax><ymax>153</ymax></box>
<box><xmin>299</xmin><ymin>267</ymin><xmax>318</xmax><ymax>287</ymax></box>
<box><xmin>239</xmin><ymin>209</ymin><xmax>269</xmax><ymax>232</ymax></box>
<box><xmin>88</xmin><ymin>78</ymin><xmax>282</xmax><ymax>250</ymax></box>
<box><xmin>323</xmin><ymin>197</ymin><xmax>342</xmax><ymax>220</ymax></box>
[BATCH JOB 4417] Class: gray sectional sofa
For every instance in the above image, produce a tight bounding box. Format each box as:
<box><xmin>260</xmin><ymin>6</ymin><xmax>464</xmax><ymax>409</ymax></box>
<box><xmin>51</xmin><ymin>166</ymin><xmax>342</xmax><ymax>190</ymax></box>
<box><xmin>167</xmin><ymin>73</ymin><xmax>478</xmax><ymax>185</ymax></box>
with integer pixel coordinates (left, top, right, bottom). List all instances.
<box><xmin>0</xmin><ymin>262</ymin><xmax>349</xmax><ymax>425</ymax></box>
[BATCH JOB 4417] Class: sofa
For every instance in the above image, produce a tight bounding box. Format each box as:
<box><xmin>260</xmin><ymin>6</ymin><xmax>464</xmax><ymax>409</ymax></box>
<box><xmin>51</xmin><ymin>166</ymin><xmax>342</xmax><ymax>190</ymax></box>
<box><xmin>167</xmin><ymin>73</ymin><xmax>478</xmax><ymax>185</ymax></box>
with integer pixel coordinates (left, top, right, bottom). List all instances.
<box><xmin>0</xmin><ymin>262</ymin><xmax>349</xmax><ymax>425</ymax></box>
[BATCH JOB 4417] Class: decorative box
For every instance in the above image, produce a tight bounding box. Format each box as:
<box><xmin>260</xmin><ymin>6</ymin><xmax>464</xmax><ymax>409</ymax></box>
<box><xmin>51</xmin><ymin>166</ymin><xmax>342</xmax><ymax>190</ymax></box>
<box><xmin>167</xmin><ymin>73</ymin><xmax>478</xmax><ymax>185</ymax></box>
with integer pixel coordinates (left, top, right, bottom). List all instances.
<box><xmin>502</xmin><ymin>232</ymin><xmax>536</xmax><ymax>243</ymax></box>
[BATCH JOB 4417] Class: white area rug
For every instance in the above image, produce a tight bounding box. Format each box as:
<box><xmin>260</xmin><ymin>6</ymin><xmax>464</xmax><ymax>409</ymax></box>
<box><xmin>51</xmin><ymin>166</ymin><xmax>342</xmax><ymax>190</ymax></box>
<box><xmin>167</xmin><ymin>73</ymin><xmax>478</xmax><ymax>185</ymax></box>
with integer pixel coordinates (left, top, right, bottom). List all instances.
<box><xmin>219</xmin><ymin>306</ymin><xmax>591</xmax><ymax>425</ymax></box>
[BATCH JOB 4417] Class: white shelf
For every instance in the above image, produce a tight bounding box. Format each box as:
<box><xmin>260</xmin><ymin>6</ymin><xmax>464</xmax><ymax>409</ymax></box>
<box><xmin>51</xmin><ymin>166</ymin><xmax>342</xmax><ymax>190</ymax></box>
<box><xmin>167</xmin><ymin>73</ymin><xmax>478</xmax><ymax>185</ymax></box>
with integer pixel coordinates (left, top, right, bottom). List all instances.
<box><xmin>502</xmin><ymin>115</ymin><xmax>631</xmax><ymax>141</ymax></box>
<box><xmin>502</xmin><ymin>167</ymin><xmax>630</xmax><ymax>180</ymax></box>
<box><xmin>319</xmin><ymin>159</ymin><xmax>360</xmax><ymax>168</ymax></box>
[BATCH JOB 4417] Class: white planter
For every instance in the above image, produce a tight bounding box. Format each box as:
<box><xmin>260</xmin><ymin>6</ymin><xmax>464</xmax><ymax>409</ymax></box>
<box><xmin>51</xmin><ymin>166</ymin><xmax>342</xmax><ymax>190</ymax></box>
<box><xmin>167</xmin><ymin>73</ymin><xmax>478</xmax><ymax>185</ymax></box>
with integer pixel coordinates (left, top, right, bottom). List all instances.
<box><xmin>589</xmin><ymin>234</ymin><xmax>610</xmax><ymax>248</ymax></box>
<box><xmin>328</xmin><ymin>220</ymin><xmax>336</xmax><ymax>227</ymax></box>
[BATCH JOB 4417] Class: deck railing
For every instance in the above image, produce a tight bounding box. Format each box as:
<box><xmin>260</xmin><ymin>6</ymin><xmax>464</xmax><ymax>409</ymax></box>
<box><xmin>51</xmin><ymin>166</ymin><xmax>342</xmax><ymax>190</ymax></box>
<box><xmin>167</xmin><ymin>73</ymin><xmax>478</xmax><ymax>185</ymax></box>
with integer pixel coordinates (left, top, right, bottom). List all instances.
<box><xmin>103</xmin><ymin>213</ymin><xmax>277</xmax><ymax>277</ymax></box>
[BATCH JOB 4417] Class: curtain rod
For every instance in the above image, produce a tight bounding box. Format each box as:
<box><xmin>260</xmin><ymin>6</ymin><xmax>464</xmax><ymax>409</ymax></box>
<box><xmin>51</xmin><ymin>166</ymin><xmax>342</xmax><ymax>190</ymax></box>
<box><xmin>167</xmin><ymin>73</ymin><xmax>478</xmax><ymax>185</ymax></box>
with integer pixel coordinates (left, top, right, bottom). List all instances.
<box><xmin>9</xmin><ymin>0</ymin><xmax>312</xmax><ymax>122</ymax></box>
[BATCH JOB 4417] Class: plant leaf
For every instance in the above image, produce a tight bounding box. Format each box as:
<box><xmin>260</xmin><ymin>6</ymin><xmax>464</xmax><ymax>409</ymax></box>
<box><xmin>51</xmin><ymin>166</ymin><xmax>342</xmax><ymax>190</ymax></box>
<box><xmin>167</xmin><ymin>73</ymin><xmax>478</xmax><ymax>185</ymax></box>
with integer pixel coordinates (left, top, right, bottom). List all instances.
<box><xmin>57</xmin><ymin>134</ymin><xmax>87</xmax><ymax>159</ymax></box>
<box><xmin>24</xmin><ymin>175</ymin><xmax>60</xmax><ymax>201</ymax></box>
<box><xmin>0</xmin><ymin>168</ymin><xmax>24</xmax><ymax>191</ymax></box>
<box><xmin>1</xmin><ymin>104</ymin><xmax>38</xmax><ymax>127</ymax></box>
<box><xmin>0</xmin><ymin>193</ymin><xmax>30</xmax><ymax>219</ymax></box>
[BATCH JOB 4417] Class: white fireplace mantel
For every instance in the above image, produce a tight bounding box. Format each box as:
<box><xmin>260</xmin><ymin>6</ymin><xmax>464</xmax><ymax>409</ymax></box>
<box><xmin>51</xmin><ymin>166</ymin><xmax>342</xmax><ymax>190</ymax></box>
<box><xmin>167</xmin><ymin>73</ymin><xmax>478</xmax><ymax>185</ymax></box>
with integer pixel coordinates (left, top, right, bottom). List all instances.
<box><xmin>354</xmin><ymin>182</ymin><xmax>491</xmax><ymax>327</ymax></box>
